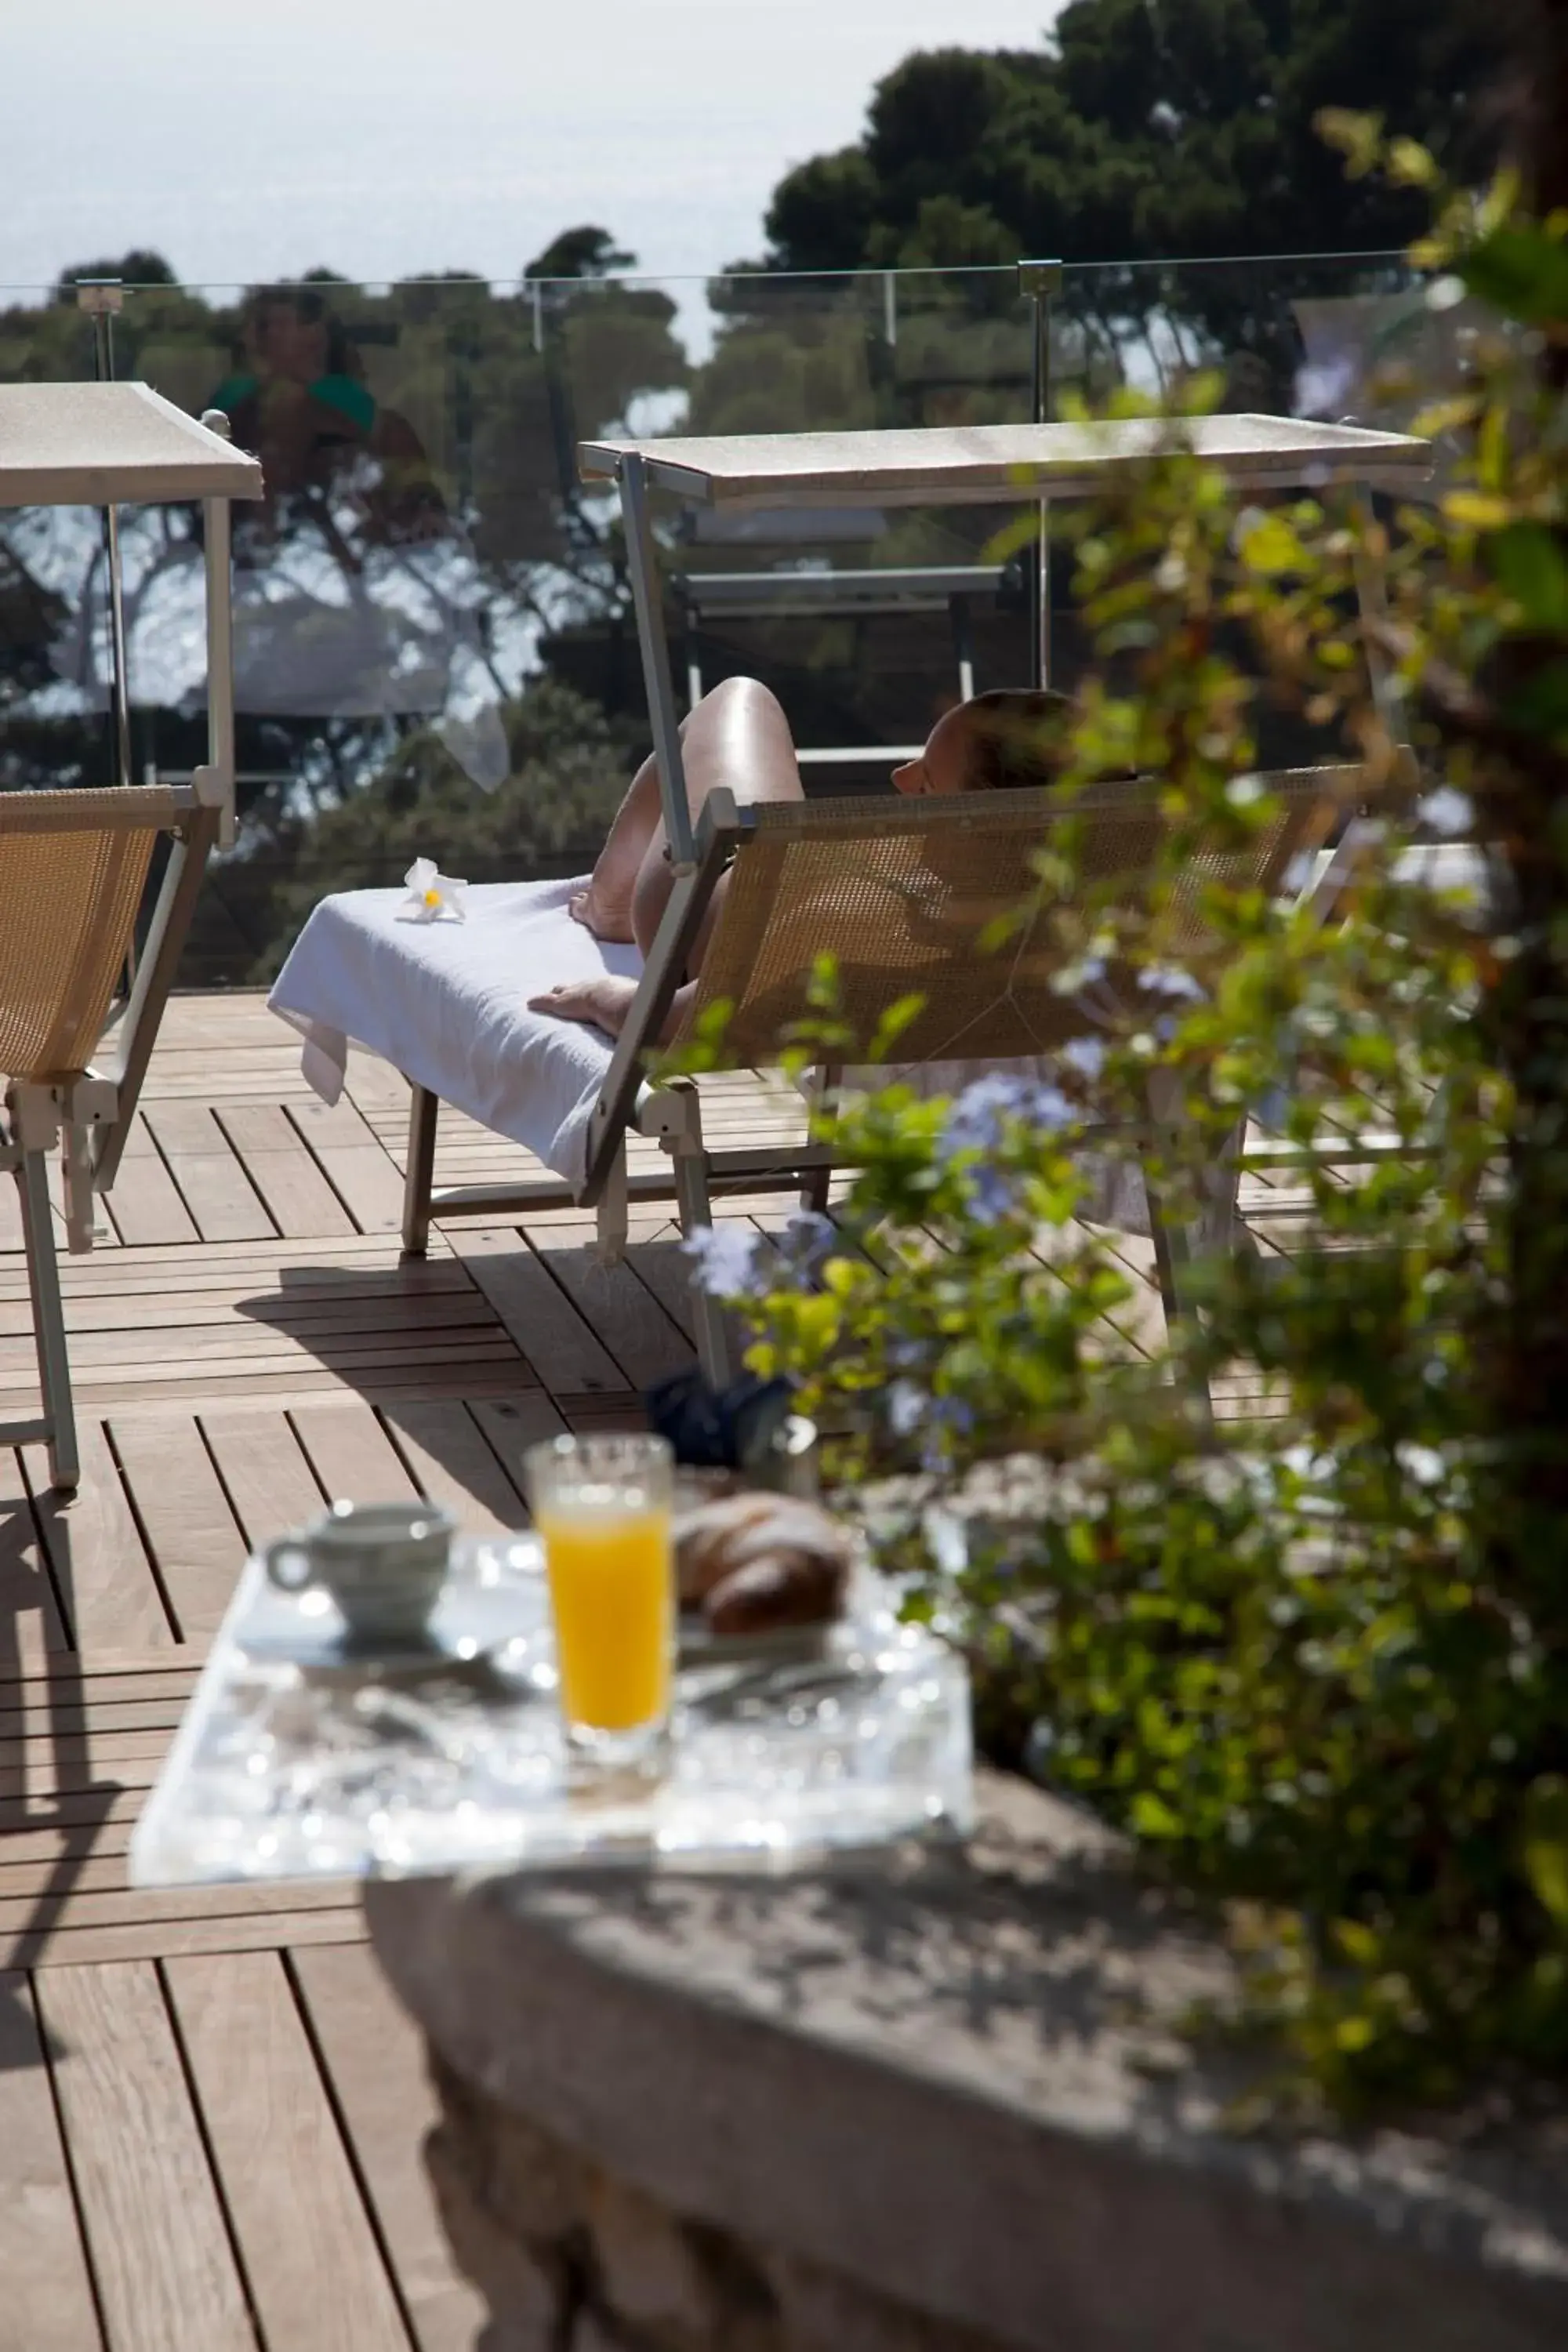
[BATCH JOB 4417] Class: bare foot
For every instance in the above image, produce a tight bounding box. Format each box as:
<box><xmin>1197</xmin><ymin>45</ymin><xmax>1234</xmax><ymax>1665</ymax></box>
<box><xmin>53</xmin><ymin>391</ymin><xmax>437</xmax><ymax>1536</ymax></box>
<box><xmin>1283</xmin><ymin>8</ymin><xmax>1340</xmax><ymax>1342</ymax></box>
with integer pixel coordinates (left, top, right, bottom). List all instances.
<box><xmin>568</xmin><ymin>887</ymin><xmax>634</xmax><ymax>944</ymax></box>
<box><xmin>528</xmin><ymin>975</ymin><xmax>697</xmax><ymax>1047</ymax></box>
<box><xmin>528</xmin><ymin>975</ymin><xmax>641</xmax><ymax>1040</ymax></box>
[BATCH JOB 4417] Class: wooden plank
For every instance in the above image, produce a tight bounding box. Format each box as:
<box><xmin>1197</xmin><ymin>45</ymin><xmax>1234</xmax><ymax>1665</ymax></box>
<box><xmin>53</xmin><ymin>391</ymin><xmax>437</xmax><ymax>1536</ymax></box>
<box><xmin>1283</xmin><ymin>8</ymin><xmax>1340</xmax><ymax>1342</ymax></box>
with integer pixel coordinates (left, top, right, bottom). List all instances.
<box><xmin>35</xmin><ymin>1960</ymin><xmax>256</xmax><ymax>2352</ymax></box>
<box><xmin>0</xmin><ymin>1248</ymin><xmax>458</xmax><ymax>1308</ymax></box>
<box><xmin>290</xmin><ymin>1402</ymin><xmax>423</xmax><ymax>1508</ymax></box>
<box><xmin>558</xmin><ymin>1394</ymin><xmax>651</xmax><ymax>1434</ymax></box>
<box><xmin>216</xmin><ymin>1104</ymin><xmax>356</xmax><ymax>1239</ymax></box>
<box><xmin>0</xmin><ymin>1442</ymin><xmax>71</xmax><ymax>1669</ymax></box>
<box><xmin>5</xmin><ymin>1362</ymin><xmax>535</xmax><ymax>1414</ymax></box>
<box><xmin>0</xmin><ymin>1174</ymin><xmax>24</xmax><ymax>1254</ymax></box>
<box><xmin>0</xmin><ymin>1287</ymin><xmax>497</xmax><ymax>1341</ymax></box>
<box><xmin>0</xmin><ymin>1828</ymin><xmax>135</xmax><ymax>1884</ymax></box>
<box><xmin>0</xmin><ymin>1655</ymin><xmax>196</xmax><ymax>1697</ymax></box>
<box><xmin>142</xmin><ymin>1104</ymin><xmax>277</xmax><ymax>1243</ymax></box>
<box><xmin>288</xmin><ymin>1098</ymin><xmax>408</xmax><ymax>1236</ymax></box>
<box><xmin>0</xmin><ymin>1793</ymin><xmax>142</xmax><ymax>1859</ymax></box>
<box><xmin>0</xmin><ymin>1328</ymin><xmax>526</xmax><ymax>1403</ymax></box>
<box><xmin>623</xmin><ymin>1238</ymin><xmax>701</xmax><ymax>1345</ymax></box>
<box><xmin>379</xmin><ymin>1399</ymin><xmax>528</xmax><ymax>1536</ymax></box>
<box><xmin>0</xmin><ymin>1683</ymin><xmax>197</xmax><ymax>1739</ymax></box>
<box><xmin>0</xmin><ymin>1878</ymin><xmax>359</xmax><ymax>1946</ymax></box>
<box><xmin>24</xmin><ymin>1907</ymin><xmax>365</xmax><ymax>1968</ymax></box>
<box><xmin>168</xmin><ymin>1951</ymin><xmax>412</xmax><ymax>2352</ymax></box>
<box><xmin>449</xmin><ymin>1227</ymin><xmax>629</xmax><ymax>1396</ymax></box>
<box><xmin>24</xmin><ymin>1425</ymin><xmax>174</xmax><ymax>1657</ymax></box>
<box><xmin>5</xmin><ymin>1720</ymin><xmax>172</xmax><ymax>1773</ymax></box>
<box><xmin>0</xmin><ymin>1972</ymin><xmax>106</xmax><ymax>2352</ymax></box>
<box><xmin>0</xmin><ymin>1848</ymin><xmax>149</xmax><ymax>1900</ymax></box>
<box><xmin>109</xmin><ymin>1416</ymin><xmax>249</xmax><ymax>1646</ymax></box>
<box><xmin>0</xmin><ymin>1752</ymin><xmax>162</xmax><ymax>1805</ymax></box>
<box><xmin>200</xmin><ymin>1408</ymin><xmax>328</xmax><ymax>1551</ymax></box>
<box><xmin>101</xmin><ymin>1116</ymin><xmax>201</xmax><ymax>1247</ymax></box>
<box><xmin>0</xmin><ymin>1311</ymin><xmax>510</xmax><ymax>1374</ymax></box>
<box><xmin>527</xmin><ymin>1233</ymin><xmax>693</xmax><ymax>1391</ymax></box>
<box><xmin>0</xmin><ymin>1229</ymin><xmax>452</xmax><ymax>1287</ymax></box>
<box><xmin>0</xmin><ymin>1787</ymin><xmax>152</xmax><ymax>1837</ymax></box>
<box><xmin>467</xmin><ymin>1394</ymin><xmax>568</xmax><ymax>1504</ymax></box>
<box><xmin>344</xmin><ymin>1058</ymin><xmax>413</xmax><ymax>1116</ymax></box>
<box><xmin>294</xmin><ymin>1943</ymin><xmax>488</xmax><ymax>2352</ymax></box>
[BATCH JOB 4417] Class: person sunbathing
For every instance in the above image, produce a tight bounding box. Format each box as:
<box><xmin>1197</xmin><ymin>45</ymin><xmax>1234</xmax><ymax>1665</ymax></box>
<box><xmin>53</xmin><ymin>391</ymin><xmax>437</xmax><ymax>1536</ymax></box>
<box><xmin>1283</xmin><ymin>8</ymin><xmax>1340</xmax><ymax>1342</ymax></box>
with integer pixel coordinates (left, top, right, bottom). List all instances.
<box><xmin>527</xmin><ymin>674</ymin><xmax>1072</xmax><ymax>1043</ymax></box>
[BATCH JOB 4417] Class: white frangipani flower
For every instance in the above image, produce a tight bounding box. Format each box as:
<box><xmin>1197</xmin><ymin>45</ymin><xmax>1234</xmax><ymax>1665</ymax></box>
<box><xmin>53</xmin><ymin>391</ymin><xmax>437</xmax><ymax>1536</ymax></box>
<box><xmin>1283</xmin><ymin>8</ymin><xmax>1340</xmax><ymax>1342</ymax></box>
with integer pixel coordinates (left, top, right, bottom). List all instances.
<box><xmin>397</xmin><ymin>857</ymin><xmax>468</xmax><ymax>924</ymax></box>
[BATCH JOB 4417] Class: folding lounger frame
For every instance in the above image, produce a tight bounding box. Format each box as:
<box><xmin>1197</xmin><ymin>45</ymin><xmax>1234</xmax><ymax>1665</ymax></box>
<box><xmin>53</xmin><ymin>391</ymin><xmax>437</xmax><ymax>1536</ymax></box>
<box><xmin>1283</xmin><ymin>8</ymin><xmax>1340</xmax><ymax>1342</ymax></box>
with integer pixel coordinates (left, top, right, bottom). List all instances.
<box><xmin>399</xmin><ymin>415</ymin><xmax>1433</xmax><ymax>1385</ymax></box>
<box><xmin>0</xmin><ymin>382</ymin><xmax>261</xmax><ymax>1486</ymax></box>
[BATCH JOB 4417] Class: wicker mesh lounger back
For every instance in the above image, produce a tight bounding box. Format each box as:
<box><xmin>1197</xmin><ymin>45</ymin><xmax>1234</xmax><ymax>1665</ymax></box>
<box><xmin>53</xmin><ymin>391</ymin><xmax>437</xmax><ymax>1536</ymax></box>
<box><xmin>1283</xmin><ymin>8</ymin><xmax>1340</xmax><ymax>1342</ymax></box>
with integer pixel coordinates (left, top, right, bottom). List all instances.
<box><xmin>0</xmin><ymin>788</ymin><xmax>185</xmax><ymax>1080</ymax></box>
<box><xmin>686</xmin><ymin>773</ymin><xmax>1339</xmax><ymax>1065</ymax></box>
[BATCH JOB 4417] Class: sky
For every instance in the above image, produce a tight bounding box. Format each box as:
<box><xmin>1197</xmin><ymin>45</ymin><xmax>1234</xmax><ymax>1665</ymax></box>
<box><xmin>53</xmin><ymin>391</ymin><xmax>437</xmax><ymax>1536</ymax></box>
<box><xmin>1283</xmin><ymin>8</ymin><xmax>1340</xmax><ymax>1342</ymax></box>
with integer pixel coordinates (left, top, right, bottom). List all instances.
<box><xmin>3</xmin><ymin>0</ymin><xmax>1058</xmax><ymax>294</ymax></box>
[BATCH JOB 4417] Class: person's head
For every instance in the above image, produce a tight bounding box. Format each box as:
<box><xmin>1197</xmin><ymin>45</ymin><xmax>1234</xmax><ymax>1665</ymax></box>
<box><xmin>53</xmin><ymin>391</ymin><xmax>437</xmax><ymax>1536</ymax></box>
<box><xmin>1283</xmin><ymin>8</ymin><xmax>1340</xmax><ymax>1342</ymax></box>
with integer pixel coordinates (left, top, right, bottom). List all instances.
<box><xmin>891</xmin><ymin>688</ymin><xmax>1075</xmax><ymax>797</ymax></box>
<box><xmin>241</xmin><ymin>285</ymin><xmax>353</xmax><ymax>385</ymax></box>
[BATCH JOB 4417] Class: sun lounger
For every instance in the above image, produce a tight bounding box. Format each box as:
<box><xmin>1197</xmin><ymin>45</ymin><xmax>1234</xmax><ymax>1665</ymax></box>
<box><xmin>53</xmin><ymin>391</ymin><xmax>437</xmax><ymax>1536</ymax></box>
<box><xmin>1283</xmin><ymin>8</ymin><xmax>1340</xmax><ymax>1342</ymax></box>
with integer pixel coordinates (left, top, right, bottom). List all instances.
<box><xmin>0</xmin><ymin>383</ymin><xmax>260</xmax><ymax>1485</ymax></box>
<box><xmin>272</xmin><ymin>418</ymin><xmax>1428</xmax><ymax>1385</ymax></box>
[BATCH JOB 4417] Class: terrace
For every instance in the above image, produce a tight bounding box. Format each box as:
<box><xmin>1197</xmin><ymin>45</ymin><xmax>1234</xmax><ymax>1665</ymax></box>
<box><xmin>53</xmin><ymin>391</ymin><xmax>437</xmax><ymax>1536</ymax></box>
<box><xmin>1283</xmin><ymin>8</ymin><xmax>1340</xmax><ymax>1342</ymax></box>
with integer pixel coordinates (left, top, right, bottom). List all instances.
<box><xmin>1</xmin><ymin>979</ymin><xmax>1324</xmax><ymax>2348</ymax></box>
<box><xmin>0</xmin><ymin>258</ymin><xmax>1496</xmax><ymax>2350</ymax></box>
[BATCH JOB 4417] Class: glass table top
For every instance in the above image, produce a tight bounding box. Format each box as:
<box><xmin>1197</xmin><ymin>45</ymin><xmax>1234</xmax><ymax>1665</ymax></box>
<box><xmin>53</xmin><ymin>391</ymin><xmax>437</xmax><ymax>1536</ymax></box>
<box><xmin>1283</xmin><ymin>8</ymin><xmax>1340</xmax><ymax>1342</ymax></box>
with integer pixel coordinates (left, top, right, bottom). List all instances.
<box><xmin>130</xmin><ymin>1533</ymin><xmax>973</xmax><ymax>1886</ymax></box>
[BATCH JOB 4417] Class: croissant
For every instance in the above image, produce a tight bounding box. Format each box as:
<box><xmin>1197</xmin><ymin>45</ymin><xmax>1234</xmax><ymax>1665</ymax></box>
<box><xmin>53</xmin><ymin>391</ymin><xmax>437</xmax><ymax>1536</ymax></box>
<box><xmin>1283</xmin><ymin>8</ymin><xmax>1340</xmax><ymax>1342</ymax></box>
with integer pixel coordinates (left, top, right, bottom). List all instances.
<box><xmin>674</xmin><ymin>1494</ymin><xmax>851</xmax><ymax>1631</ymax></box>
<box><xmin>704</xmin><ymin>1546</ymin><xmax>846</xmax><ymax>1635</ymax></box>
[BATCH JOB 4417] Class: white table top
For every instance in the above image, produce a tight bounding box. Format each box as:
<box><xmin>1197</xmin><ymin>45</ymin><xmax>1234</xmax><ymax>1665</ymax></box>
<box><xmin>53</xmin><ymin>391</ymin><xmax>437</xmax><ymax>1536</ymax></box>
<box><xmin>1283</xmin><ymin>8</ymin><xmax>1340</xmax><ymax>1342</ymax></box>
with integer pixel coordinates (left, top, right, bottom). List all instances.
<box><xmin>579</xmin><ymin>415</ymin><xmax>1431</xmax><ymax>510</ymax></box>
<box><xmin>0</xmin><ymin>380</ymin><xmax>265</xmax><ymax>507</ymax></box>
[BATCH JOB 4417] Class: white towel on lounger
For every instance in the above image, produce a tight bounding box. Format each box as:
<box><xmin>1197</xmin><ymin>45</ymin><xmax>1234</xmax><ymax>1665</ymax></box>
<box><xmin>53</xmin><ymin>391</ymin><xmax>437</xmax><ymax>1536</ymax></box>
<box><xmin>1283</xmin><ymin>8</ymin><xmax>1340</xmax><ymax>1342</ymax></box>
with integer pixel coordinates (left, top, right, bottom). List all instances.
<box><xmin>267</xmin><ymin>875</ymin><xmax>639</xmax><ymax>1187</ymax></box>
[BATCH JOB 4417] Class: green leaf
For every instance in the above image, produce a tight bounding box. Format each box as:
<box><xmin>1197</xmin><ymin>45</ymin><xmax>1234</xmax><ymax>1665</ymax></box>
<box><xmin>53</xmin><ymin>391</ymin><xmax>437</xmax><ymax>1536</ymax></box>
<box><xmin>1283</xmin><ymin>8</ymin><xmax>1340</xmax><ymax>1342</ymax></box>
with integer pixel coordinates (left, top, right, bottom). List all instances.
<box><xmin>1386</xmin><ymin>138</ymin><xmax>1440</xmax><ymax>191</ymax></box>
<box><xmin>1489</xmin><ymin>523</ymin><xmax>1568</xmax><ymax>630</ymax></box>
<box><xmin>1460</xmin><ymin>224</ymin><xmax>1568</xmax><ymax>325</ymax></box>
<box><xmin>868</xmin><ymin>993</ymin><xmax>927</xmax><ymax>1062</ymax></box>
<box><xmin>1523</xmin><ymin>1776</ymin><xmax>1568</xmax><ymax>1929</ymax></box>
<box><xmin>1443</xmin><ymin>490</ymin><xmax>1514</xmax><ymax>532</ymax></box>
<box><xmin>1237</xmin><ymin>512</ymin><xmax>1307</xmax><ymax>575</ymax></box>
<box><xmin>1334</xmin><ymin>1918</ymin><xmax>1381</xmax><ymax>1968</ymax></box>
<box><xmin>1130</xmin><ymin>1791</ymin><xmax>1184</xmax><ymax>1839</ymax></box>
<box><xmin>1499</xmin><ymin>658</ymin><xmax>1568</xmax><ymax>741</ymax></box>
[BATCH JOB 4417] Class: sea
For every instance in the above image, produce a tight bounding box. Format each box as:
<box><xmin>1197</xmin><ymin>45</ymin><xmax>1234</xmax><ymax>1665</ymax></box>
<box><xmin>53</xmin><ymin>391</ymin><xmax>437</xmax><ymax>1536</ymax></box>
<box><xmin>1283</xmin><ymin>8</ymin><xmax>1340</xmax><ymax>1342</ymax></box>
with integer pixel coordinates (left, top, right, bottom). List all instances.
<box><xmin>2</xmin><ymin>0</ymin><xmax>1058</xmax><ymax>299</ymax></box>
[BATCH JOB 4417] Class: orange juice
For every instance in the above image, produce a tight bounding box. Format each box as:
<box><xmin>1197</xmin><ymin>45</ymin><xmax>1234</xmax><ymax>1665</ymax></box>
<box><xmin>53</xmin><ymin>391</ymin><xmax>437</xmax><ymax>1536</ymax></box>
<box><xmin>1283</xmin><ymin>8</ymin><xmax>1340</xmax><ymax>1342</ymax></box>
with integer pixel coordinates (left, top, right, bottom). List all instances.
<box><xmin>538</xmin><ymin>1506</ymin><xmax>673</xmax><ymax>1731</ymax></box>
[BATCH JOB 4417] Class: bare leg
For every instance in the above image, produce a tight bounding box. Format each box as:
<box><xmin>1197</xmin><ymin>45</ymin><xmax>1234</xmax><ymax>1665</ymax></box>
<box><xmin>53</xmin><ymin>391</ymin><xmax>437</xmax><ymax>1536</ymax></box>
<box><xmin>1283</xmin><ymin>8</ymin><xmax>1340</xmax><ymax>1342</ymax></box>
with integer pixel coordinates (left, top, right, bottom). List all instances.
<box><xmin>540</xmin><ymin>678</ymin><xmax>804</xmax><ymax>1038</ymax></box>
<box><xmin>569</xmin><ymin>676</ymin><xmax>802</xmax><ymax>944</ymax></box>
<box><xmin>568</xmin><ymin>753</ymin><xmax>663</xmax><ymax>942</ymax></box>
<box><xmin>629</xmin><ymin>675</ymin><xmax>803</xmax><ymax>962</ymax></box>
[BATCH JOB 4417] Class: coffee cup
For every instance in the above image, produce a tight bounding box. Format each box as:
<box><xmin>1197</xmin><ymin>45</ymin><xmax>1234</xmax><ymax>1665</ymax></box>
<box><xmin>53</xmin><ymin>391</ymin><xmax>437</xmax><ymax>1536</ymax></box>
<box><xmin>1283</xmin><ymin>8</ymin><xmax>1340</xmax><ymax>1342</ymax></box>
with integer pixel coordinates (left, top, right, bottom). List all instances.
<box><xmin>263</xmin><ymin>1499</ymin><xmax>455</xmax><ymax>1646</ymax></box>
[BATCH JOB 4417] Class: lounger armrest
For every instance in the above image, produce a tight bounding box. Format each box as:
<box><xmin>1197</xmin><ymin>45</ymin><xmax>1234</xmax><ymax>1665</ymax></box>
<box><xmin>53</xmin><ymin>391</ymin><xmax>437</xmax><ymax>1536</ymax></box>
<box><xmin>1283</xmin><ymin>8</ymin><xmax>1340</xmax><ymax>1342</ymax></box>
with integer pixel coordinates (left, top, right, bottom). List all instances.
<box><xmin>579</xmin><ymin>801</ymin><xmax>740</xmax><ymax>1202</ymax></box>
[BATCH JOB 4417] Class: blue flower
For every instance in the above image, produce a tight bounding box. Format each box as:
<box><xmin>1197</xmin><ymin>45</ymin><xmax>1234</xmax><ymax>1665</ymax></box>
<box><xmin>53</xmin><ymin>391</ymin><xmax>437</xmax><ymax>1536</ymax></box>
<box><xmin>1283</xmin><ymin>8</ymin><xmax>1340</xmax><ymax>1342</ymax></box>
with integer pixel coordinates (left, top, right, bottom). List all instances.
<box><xmin>936</xmin><ymin>1073</ymin><xmax>1074</xmax><ymax>1218</ymax></box>
<box><xmin>1417</xmin><ymin>787</ymin><xmax>1472</xmax><ymax>840</ymax></box>
<box><xmin>884</xmin><ymin>1378</ymin><xmax>976</xmax><ymax>1465</ymax></box>
<box><xmin>918</xmin><ymin>1393</ymin><xmax>978</xmax><ymax>1472</ymax></box>
<box><xmin>1060</xmin><ymin>1036</ymin><xmax>1107</xmax><ymax>1083</ymax></box>
<box><xmin>1137</xmin><ymin>963</ymin><xmax>1207</xmax><ymax>1003</ymax></box>
<box><xmin>775</xmin><ymin>1210</ymin><xmax>836</xmax><ymax>1277</ymax></box>
<box><xmin>682</xmin><ymin>1222</ymin><xmax>768</xmax><ymax>1300</ymax></box>
<box><xmin>887</xmin><ymin>1380</ymin><xmax>926</xmax><ymax>1437</ymax></box>
<box><xmin>939</xmin><ymin>1073</ymin><xmax>1073</xmax><ymax>1160</ymax></box>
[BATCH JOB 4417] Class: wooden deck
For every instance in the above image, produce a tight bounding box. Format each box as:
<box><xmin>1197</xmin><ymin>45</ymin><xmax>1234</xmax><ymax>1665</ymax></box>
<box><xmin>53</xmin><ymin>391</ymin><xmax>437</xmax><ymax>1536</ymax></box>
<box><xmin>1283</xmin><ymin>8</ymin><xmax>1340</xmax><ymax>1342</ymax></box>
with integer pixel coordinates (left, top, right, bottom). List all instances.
<box><xmin>0</xmin><ymin>992</ymin><xmax>843</xmax><ymax>2352</ymax></box>
<box><xmin>0</xmin><ymin>989</ymin><xmax>1236</xmax><ymax>2349</ymax></box>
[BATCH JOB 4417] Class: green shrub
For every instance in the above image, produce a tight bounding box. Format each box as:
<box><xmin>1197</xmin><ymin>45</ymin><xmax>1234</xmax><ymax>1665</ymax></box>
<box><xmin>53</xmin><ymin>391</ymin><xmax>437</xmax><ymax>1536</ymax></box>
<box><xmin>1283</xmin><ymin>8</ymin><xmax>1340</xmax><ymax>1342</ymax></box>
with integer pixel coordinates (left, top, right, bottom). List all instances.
<box><xmin>681</xmin><ymin>131</ymin><xmax>1568</xmax><ymax>2114</ymax></box>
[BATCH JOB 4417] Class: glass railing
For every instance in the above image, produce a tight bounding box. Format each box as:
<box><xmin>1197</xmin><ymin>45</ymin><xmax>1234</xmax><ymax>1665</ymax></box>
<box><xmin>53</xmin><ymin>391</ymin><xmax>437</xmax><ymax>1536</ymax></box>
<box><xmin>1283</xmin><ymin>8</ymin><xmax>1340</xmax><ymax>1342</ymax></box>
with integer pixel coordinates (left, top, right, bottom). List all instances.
<box><xmin>0</xmin><ymin>254</ymin><xmax>1436</xmax><ymax>983</ymax></box>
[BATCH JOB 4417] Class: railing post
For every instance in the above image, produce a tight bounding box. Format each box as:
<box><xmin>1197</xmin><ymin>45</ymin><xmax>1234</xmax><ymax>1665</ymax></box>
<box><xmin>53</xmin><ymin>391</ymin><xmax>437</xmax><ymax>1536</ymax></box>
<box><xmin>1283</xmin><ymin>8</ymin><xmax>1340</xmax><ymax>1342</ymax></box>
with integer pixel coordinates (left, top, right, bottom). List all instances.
<box><xmin>200</xmin><ymin>410</ymin><xmax>237</xmax><ymax>850</ymax></box>
<box><xmin>78</xmin><ymin>278</ymin><xmax>134</xmax><ymax>791</ymax></box>
<box><xmin>619</xmin><ymin>450</ymin><xmax>694</xmax><ymax>868</ymax></box>
<box><xmin>1019</xmin><ymin>259</ymin><xmax>1064</xmax><ymax>690</ymax></box>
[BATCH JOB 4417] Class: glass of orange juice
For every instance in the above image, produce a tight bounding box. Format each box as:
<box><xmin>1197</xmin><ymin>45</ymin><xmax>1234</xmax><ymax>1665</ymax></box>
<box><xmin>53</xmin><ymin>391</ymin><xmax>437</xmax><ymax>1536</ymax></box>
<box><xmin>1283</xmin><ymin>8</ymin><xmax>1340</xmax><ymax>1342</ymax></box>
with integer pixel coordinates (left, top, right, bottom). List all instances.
<box><xmin>524</xmin><ymin>1433</ymin><xmax>676</xmax><ymax>1776</ymax></box>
